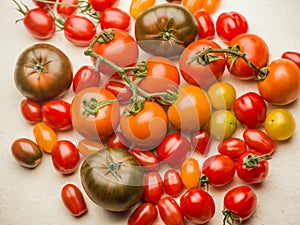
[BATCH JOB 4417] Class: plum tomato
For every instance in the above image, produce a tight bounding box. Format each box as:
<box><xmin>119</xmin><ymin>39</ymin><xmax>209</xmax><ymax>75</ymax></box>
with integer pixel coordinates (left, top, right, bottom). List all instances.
<box><xmin>158</xmin><ymin>196</ymin><xmax>184</xmax><ymax>225</ymax></box>
<box><xmin>194</xmin><ymin>10</ymin><xmax>215</xmax><ymax>39</ymax></box>
<box><xmin>33</xmin><ymin>122</ymin><xmax>58</xmax><ymax>153</ymax></box>
<box><xmin>128</xmin><ymin>203</ymin><xmax>158</xmax><ymax>225</ymax></box>
<box><xmin>181</xmin><ymin>157</ymin><xmax>201</xmax><ymax>189</ymax></box>
<box><xmin>182</xmin><ymin>0</ymin><xmax>204</xmax><ymax>14</ymax></box>
<box><xmin>106</xmin><ymin>132</ymin><xmax>129</xmax><ymax>150</ymax></box>
<box><xmin>100</xmin><ymin>7</ymin><xmax>131</xmax><ymax>31</ymax></box>
<box><xmin>129</xmin><ymin>149</ymin><xmax>160</xmax><ymax>171</ymax></box>
<box><xmin>104</xmin><ymin>80</ymin><xmax>133</xmax><ymax>105</ymax></box>
<box><xmin>163</xmin><ymin>169</ymin><xmax>183</xmax><ymax>197</ymax></box>
<box><xmin>281</xmin><ymin>51</ymin><xmax>300</xmax><ymax>68</ymax></box>
<box><xmin>143</xmin><ymin>171</ymin><xmax>164</xmax><ymax>204</ymax></box>
<box><xmin>203</xmin><ymin>0</ymin><xmax>221</xmax><ymax>13</ymax></box>
<box><xmin>20</xmin><ymin>99</ymin><xmax>42</xmax><ymax>124</ymax></box>
<box><xmin>218</xmin><ymin>138</ymin><xmax>247</xmax><ymax>160</ymax></box>
<box><xmin>73</xmin><ymin>65</ymin><xmax>101</xmax><ymax>93</ymax></box>
<box><xmin>89</xmin><ymin>0</ymin><xmax>119</xmax><ymax>12</ymax></box>
<box><xmin>32</xmin><ymin>0</ymin><xmax>56</xmax><ymax>9</ymax></box>
<box><xmin>129</xmin><ymin>0</ymin><xmax>156</xmax><ymax>19</ymax></box>
<box><xmin>190</xmin><ymin>129</ymin><xmax>211</xmax><ymax>156</ymax></box>
<box><xmin>57</xmin><ymin>0</ymin><xmax>78</xmax><ymax>18</ymax></box>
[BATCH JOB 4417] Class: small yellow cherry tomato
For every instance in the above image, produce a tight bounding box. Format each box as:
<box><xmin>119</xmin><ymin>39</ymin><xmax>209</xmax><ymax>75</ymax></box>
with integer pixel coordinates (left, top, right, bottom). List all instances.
<box><xmin>203</xmin><ymin>0</ymin><xmax>221</xmax><ymax>13</ymax></box>
<box><xmin>181</xmin><ymin>157</ymin><xmax>201</xmax><ymax>189</ymax></box>
<box><xmin>129</xmin><ymin>0</ymin><xmax>156</xmax><ymax>19</ymax></box>
<box><xmin>33</xmin><ymin>122</ymin><xmax>57</xmax><ymax>153</ymax></box>
<box><xmin>208</xmin><ymin>82</ymin><xmax>236</xmax><ymax>109</ymax></box>
<box><xmin>182</xmin><ymin>0</ymin><xmax>204</xmax><ymax>14</ymax></box>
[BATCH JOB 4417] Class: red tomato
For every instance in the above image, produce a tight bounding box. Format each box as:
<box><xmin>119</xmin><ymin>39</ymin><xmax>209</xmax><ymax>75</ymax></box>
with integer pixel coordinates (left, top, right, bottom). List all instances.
<box><xmin>236</xmin><ymin>150</ymin><xmax>270</xmax><ymax>184</ymax></box>
<box><xmin>100</xmin><ymin>7</ymin><xmax>131</xmax><ymax>31</ymax></box>
<box><xmin>61</xmin><ymin>183</ymin><xmax>87</xmax><ymax>217</ymax></box>
<box><xmin>73</xmin><ymin>65</ymin><xmax>101</xmax><ymax>93</ymax></box>
<box><xmin>158</xmin><ymin>196</ymin><xmax>184</xmax><ymax>225</ymax></box>
<box><xmin>281</xmin><ymin>51</ymin><xmax>300</xmax><ymax>68</ymax></box>
<box><xmin>202</xmin><ymin>154</ymin><xmax>236</xmax><ymax>186</ymax></box>
<box><xmin>51</xmin><ymin>140</ymin><xmax>80</xmax><ymax>175</ymax></box>
<box><xmin>233</xmin><ymin>92</ymin><xmax>267</xmax><ymax>128</ymax></box>
<box><xmin>64</xmin><ymin>15</ymin><xmax>96</xmax><ymax>47</ymax></box>
<box><xmin>89</xmin><ymin>0</ymin><xmax>119</xmax><ymax>12</ymax></box>
<box><xmin>223</xmin><ymin>185</ymin><xmax>257</xmax><ymax>223</ymax></box>
<box><xmin>129</xmin><ymin>148</ymin><xmax>160</xmax><ymax>171</ymax></box>
<box><xmin>190</xmin><ymin>129</ymin><xmax>211</xmax><ymax>156</ymax></box>
<box><xmin>104</xmin><ymin>80</ymin><xmax>133</xmax><ymax>105</ymax></box>
<box><xmin>143</xmin><ymin>171</ymin><xmax>164</xmax><ymax>204</ymax></box>
<box><xmin>106</xmin><ymin>132</ymin><xmax>129</xmax><ymax>149</ymax></box>
<box><xmin>20</xmin><ymin>99</ymin><xmax>42</xmax><ymax>124</ymax></box>
<box><xmin>32</xmin><ymin>0</ymin><xmax>56</xmax><ymax>9</ymax></box>
<box><xmin>128</xmin><ymin>203</ymin><xmax>158</xmax><ymax>225</ymax></box>
<box><xmin>216</xmin><ymin>11</ymin><xmax>249</xmax><ymax>43</ymax></box>
<box><xmin>194</xmin><ymin>10</ymin><xmax>215</xmax><ymax>39</ymax></box>
<box><xmin>180</xmin><ymin>188</ymin><xmax>215</xmax><ymax>224</ymax></box>
<box><xmin>57</xmin><ymin>0</ymin><xmax>78</xmax><ymax>18</ymax></box>
<box><xmin>218</xmin><ymin>138</ymin><xmax>247</xmax><ymax>160</ymax></box>
<box><xmin>156</xmin><ymin>133</ymin><xmax>191</xmax><ymax>168</ymax></box>
<box><xmin>163</xmin><ymin>169</ymin><xmax>183</xmax><ymax>197</ymax></box>
<box><xmin>41</xmin><ymin>100</ymin><xmax>72</xmax><ymax>131</ymax></box>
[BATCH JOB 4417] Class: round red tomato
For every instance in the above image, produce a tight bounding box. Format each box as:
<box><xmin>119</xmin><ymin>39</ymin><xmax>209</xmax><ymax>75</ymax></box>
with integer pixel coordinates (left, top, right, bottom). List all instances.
<box><xmin>20</xmin><ymin>99</ymin><xmax>42</xmax><ymax>124</ymax></box>
<box><xmin>158</xmin><ymin>196</ymin><xmax>184</xmax><ymax>225</ymax></box>
<box><xmin>194</xmin><ymin>10</ymin><xmax>215</xmax><ymax>39</ymax></box>
<box><xmin>89</xmin><ymin>0</ymin><xmax>119</xmax><ymax>12</ymax></box>
<box><xmin>217</xmin><ymin>138</ymin><xmax>247</xmax><ymax>160</ymax></box>
<box><xmin>143</xmin><ymin>171</ymin><xmax>164</xmax><ymax>204</ymax></box>
<box><xmin>190</xmin><ymin>129</ymin><xmax>211</xmax><ymax>156</ymax></box>
<box><xmin>129</xmin><ymin>149</ymin><xmax>159</xmax><ymax>171</ymax></box>
<box><xmin>100</xmin><ymin>7</ymin><xmax>130</xmax><ymax>31</ymax></box>
<box><xmin>163</xmin><ymin>169</ymin><xmax>183</xmax><ymax>197</ymax></box>
<box><xmin>57</xmin><ymin>0</ymin><xmax>78</xmax><ymax>18</ymax></box>
<box><xmin>128</xmin><ymin>203</ymin><xmax>158</xmax><ymax>225</ymax></box>
<box><xmin>73</xmin><ymin>65</ymin><xmax>101</xmax><ymax>93</ymax></box>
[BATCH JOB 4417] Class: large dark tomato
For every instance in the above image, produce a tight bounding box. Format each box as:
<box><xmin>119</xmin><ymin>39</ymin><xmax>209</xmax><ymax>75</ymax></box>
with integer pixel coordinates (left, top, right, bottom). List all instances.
<box><xmin>14</xmin><ymin>43</ymin><xmax>73</xmax><ymax>102</ymax></box>
<box><xmin>80</xmin><ymin>148</ymin><xmax>144</xmax><ymax>212</ymax></box>
<box><xmin>135</xmin><ymin>4</ymin><xmax>198</xmax><ymax>58</ymax></box>
<box><xmin>179</xmin><ymin>39</ymin><xmax>226</xmax><ymax>88</ymax></box>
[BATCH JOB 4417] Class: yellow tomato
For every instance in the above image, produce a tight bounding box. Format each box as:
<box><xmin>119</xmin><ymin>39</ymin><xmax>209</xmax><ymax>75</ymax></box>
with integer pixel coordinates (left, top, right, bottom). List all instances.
<box><xmin>182</xmin><ymin>0</ymin><xmax>204</xmax><ymax>14</ymax></box>
<box><xmin>129</xmin><ymin>0</ymin><xmax>156</xmax><ymax>19</ymax></box>
<box><xmin>33</xmin><ymin>122</ymin><xmax>57</xmax><ymax>153</ymax></box>
<box><xmin>181</xmin><ymin>157</ymin><xmax>201</xmax><ymax>189</ymax></box>
<box><xmin>208</xmin><ymin>82</ymin><xmax>236</xmax><ymax>109</ymax></box>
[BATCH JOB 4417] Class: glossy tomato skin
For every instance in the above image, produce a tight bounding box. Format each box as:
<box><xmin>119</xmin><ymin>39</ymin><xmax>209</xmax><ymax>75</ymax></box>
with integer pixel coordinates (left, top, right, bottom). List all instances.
<box><xmin>180</xmin><ymin>188</ymin><xmax>215</xmax><ymax>224</ymax></box>
<box><xmin>57</xmin><ymin>0</ymin><xmax>78</xmax><ymax>18</ymax></box>
<box><xmin>106</xmin><ymin>132</ymin><xmax>129</xmax><ymax>149</ymax></box>
<box><xmin>216</xmin><ymin>11</ymin><xmax>249</xmax><ymax>43</ymax></box>
<box><xmin>32</xmin><ymin>0</ymin><xmax>56</xmax><ymax>9</ymax></box>
<box><xmin>104</xmin><ymin>80</ymin><xmax>133</xmax><ymax>105</ymax></box>
<box><xmin>80</xmin><ymin>148</ymin><xmax>144</xmax><ymax>212</ymax></box>
<box><xmin>182</xmin><ymin>0</ymin><xmax>204</xmax><ymax>14</ymax></box>
<box><xmin>61</xmin><ymin>183</ymin><xmax>87</xmax><ymax>217</ymax></box>
<box><xmin>143</xmin><ymin>171</ymin><xmax>164</xmax><ymax>204</ymax></box>
<box><xmin>89</xmin><ymin>0</ymin><xmax>119</xmax><ymax>12</ymax></box>
<box><xmin>281</xmin><ymin>51</ymin><xmax>300</xmax><ymax>68</ymax></box>
<box><xmin>20</xmin><ymin>99</ymin><xmax>42</xmax><ymax>124</ymax></box>
<box><xmin>203</xmin><ymin>0</ymin><xmax>221</xmax><ymax>13</ymax></box>
<box><xmin>257</xmin><ymin>58</ymin><xmax>300</xmax><ymax>105</ymax></box>
<box><xmin>163</xmin><ymin>169</ymin><xmax>183</xmax><ymax>197</ymax></box>
<box><xmin>181</xmin><ymin>157</ymin><xmax>201</xmax><ymax>189</ymax></box>
<box><xmin>190</xmin><ymin>129</ymin><xmax>211</xmax><ymax>156</ymax></box>
<box><xmin>179</xmin><ymin>39</ymin><xmax>226</xmax><ymax>88</ymax></box>
<box><xmin>135</xmin><ymin>4</ymin><xmax>198</xmax><ymax>58</ymax></box>
<box><xmin>73</xmin><ymin>65</ymin><xmax>101</xmax><ymax>93</ymax></box>
<box><xmin>129</xmin><ymin>149</ymin><xmax>159</xmax><ymax>171</ymax></box>
<box><xmin>128</xmin><ymin>203</ymin><xmax>158</xmax><ymax>225</ymax></box>
<box><xmin>156</xmin><ymin>132</ymin><xmax>191</xmax><ymax>168</ymax></box>
<box><xmin>227</xmin><ymin>33</ymin><xmax>269</xmax><ymax>80</ymax></box>
<box><xmin>218</xmin><ymin>138</ymin><xmax>247</xmax><ymax>160</ymax></box>
<box><xmin>129</xmin><ymin>0</ymin><xmax>156</xmax><ymax>19</ymax></box>
<box><xmin>194</xmin><ymin>10</ymin><xmax>215</xmax><ymax>39</ymax></box>
<box><xmin>233</xmin><ymin>92</ymin><xmax>267</xmax><ymax>128</ymax></box>
<box><xmin>33</xmin><ymin>122</ymin><xmax>58</xmax><ymax>153</ymax></box>
<box><xmin>14</xmin><ymin>43</ymin><xmax>73</xmax><ymax>102</ymax></box>
<box><xmin>100</xmin><ymin>7</ymin><xmax>130</xmax><ymax>31</ymax></box>
<box><xmin>158</xmin><ymin>196</ymin><xmax>184</xmax><ymax>225</ymax></box>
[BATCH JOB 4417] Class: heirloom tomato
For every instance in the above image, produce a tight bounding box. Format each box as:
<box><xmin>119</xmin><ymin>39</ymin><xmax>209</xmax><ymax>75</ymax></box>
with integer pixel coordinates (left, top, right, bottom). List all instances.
<box><xmin>134</xmin><ymin>4</ymin><xmax>198</xmax><ymax>58</ymax></box>
<box><xmin>194</xmin><ymin>10</ymin><xmax>215</xmax><ymax>39</ymax></box>
<box><xmin>20</xmin><ymin>99</ymin><xmax>42</xmax><ymax>124</ymax></box>
<box><xmin>89</xmin><ymin>0</ymin><xmax>119</xmax><ymax>12</ymax></box>
<box><xmin>128</xmin><ymin>203</ymin><xmax>158</xmax><ymax>225</ymax></box>
<box><xmin>14</xmin><ymin>43</ymin><xmax>73</xmax><ymax>102</ymax></box>
<box><xmin>158</xmin><ymin>196</ymin><xmax>184</xmax><ymax>225</ymax></box>
<box><xmin>190</xmin><ymin>129</ymin><xmax>211</xmax><ymax>156</ymax></box>
<box><xmin>129</xmin><ymin>0</ymin><xmax>156</xmax><ymax>19</ymax></box>
<box><xmin>73</xmin><ymin>65</ymin><xmax>101</xmax><ymax>93</ymax></box>
<box><xmin>104</xmin><ymin>80</ymin><xmax>132</xmax><ymax>105</ymax></box>
<box><xmin>163</xmin><ymin>169</ymin><xmax>183</xmax><ymax>197</ymax></box>
<box><xmin>281</xmin><ymin>51</ymin><xmax>300</xmax><ymax>68</ymax></box>
<box><xmin>181</xmin><ymin>157</ymin><xmax>201</xmax><ymax>189</ymax></box>
<box><xmin>80</xmin><ymin>148</ymin><xmax>144</xmax><ymax>212</ymax></box>
<box><xmin>143</xmin><ymin>171</ymin><xmax>164</xmax><ymax>203</ymax></box>
<box><xmin>100</xmin><ymin>7</ymin><xmax>131</xmax><ymax>31</ymax></box>
<box><xmin>57</xmin><ymin>0</ymin><xmax>78</xmax><ymax>18</ymax></box>
<box><xmin>129</xmin><ymin>149</ymin><xmax>159</xmax><ymax>171</ymax></box>
<box><xmin>218</xmin><ymin>138</ymin><xmax>247</xmax><ymax>160</ymax></box>
<box><xmin>33</xmin><ymin>122</ymin><xmax>57</xmax><ymax>153</ymax></box>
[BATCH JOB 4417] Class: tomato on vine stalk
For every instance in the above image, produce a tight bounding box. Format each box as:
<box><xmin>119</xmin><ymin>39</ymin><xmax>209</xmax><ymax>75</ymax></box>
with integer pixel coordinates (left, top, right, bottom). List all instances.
<box><xmin>56</xmin><ymin>0</ymin><xmax>79</xmax><ymax>18</ymax></box>
<box><xmin>32</xmin><ymin>0</ymin><xmax>56</xmax><ymax>9</ymax></box>
<box><xmin>105</xmin><ymin>80</ymin><xmax>133</xmax><ymax>105</ymax></box>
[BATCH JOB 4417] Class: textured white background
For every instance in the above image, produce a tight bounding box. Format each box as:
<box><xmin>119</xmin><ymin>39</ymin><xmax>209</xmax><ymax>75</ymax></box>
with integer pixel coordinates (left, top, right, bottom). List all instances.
<box><xmin>1</xmin><ymin>0</ymin><xmax>300</xmax><ymax>224</ymax></box>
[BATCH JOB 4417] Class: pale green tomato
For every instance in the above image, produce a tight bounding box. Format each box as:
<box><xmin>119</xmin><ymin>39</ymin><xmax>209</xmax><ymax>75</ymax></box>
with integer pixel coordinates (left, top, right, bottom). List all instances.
<box><xmin>208</xmin><ymin>82</ymin><xmax>236</xmax><ymax>109</ymax></box>
<box><xmin>264</xmin><ymin>108</ymin><xmax>296</xmax><ymax>141</ymax></box>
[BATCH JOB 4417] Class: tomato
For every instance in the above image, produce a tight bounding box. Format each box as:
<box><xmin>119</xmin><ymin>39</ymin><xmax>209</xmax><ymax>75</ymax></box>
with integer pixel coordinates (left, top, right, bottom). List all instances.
<box><xmin>128</xmin><ymin>203</ymin><xmax>158</xmax><ymax>225</ymax></box>
<box><xmin>106</xmin><ymin>132</ymin><xmax>129</xmax><ymax>149</ymax></box>
<box><xmin>181</xmin><ymin>158</ymin><xmax>201</xmax><ymax>189</ymax></box>
<box><xmin>11</xmin><ymin>138</ymin><xmax>43</xmax><ymax>168</ymax></box>
<box><xmin>223</xmin><ymin>185</ymin><xmax>257</xmax><ymax>223</ymax></box>
<box><xmin>202</xmin><ymin>0</ymin><xmax>221</xmax><ymax>13</ymax></box>
<box><xmin>158</xmin><ymin>196</ymin><xmax>184</xmax><ymax>225</ymax></box>
<box><xmin>257</xmin><ymin>58</ymin><xmax>300</xmax><ymax>105</ymax></box>
<box><xmin>20</xmin><ymin>99</ymin><xmax>42</xmax><ymax>124</ymax></box>
<box><xmin>129</xmin><ymin>149</ymin><xmax>159</xmax><ymax>171</ymax></box>
<box><xmin>143</xmin><ymin>171</ymin><xmax>164</xmax><ymax>203</ymax></box>
<box><xmin>190</xmin><ymin>129</ymin><xmax>211</xmax><ymax>156</ymax></box>
<box><xmin>134</xmin><ymin>4</ymin><xmax>198</xmax><ymax>58</ymax></box>
<box><xmin>179</xmin><ymin>39</ymin><xmax>226</xmax><ymax>88</ymax></box>
<box><xmin>80</xmin><ymin>148</ymin><xmax>144</xmax><ymax>212</ymax></box>
<box><xmin>233</xmin><ymin>92</ymin><xmax>267</xmax><ymax>128</ymax></box>
<box><xmin>168</xmin><ymin>85</ymin><xmax>212</xmax><ymax>132</ymax></box>
<box><xmin>218</xmin><ymin>138</ymin><xmax>247</xmax><ymax>160</ymax></box>
<box><xmin>216</xmin><ymin>11</ymin><xmax>249</xmax><ymax>43</ymax></box>
<box><xmin>180</xmin><ymin>188</ymin><xmax>215</xmax><ymax>224</ymax></box>
<box><xmin>32</xmin><ymin>0</ymin><xmax>56</xmax><ymax>9</ymax></box>
<box><xmin>41</xmin><ymin>99</ymin><xmax>72</xmax><ymax>131</ymax></box>
<box><xmin>243</xmin><ymin>129</ymin><xmax>276</xmax><ymax>155</ymax></box>
<box><xmin>64</xmin><ymin>15</ymin><xmax>96</xmax><ymax>47</ymax></box>
<box><xmin>202</xmin><ymin>154</ymin><xmax>236</xmax><ymax>186</ymax></box>
<box><xmin>71</xmin><ymin>87</ymin><xmax>120</xmax><ymax>141</ymax></box>
<box><xmin>14</xmin><ymin>43</ymin><xmax>73</xmax><ymax>102</ymax></box>
<box><xmin>91</xmin><ymin>28</ymin><xmax>139</xmax><ymax>76</ymax></box>
<box><xmin>163</xmin><ymin>169</ymin><xmax>183</xmax><ymax>197</ymax></box>
<box><xmin>57</xmin><ymin>0</ymin><xmax>78</xmax><ymax>18</ymax></box>
<box><xmin>61</xmin><ymin>183</ymin><xmax>87</xmax><ymax>217</ymax></box>
<box><xmin>100</xmin><ymin>7</ymin><xmax>131</xmax><ymax>31</ymax></box>
<box><xmin>33</xmin><ymin>122</ymin><xmax>57</xmax><ymax>153</ymax></box>
<box><xmin>129</xmin><ymin>0</ymin><xmax>156</xmax><ymax>19</ymax></box>
<box><xmin>120</xmin><ymin>101</ymin><xmax>168</xmax><ymax>149</ymax></box>
<box><xmin>51</xmin><ymin>140</ymin><xmax>80</xmax><ymax>175</ymax></box>
<box><xmin>227</xmin><ymin>33</ymin><xmax>269</xmax><ymax>80</ymax></box>
<box><xmin>89</xmin><ymin>0</ymin><xmax>119</xmax><ymax>12</ymax></box>
<box><xmin>194</xmin><ymin>10</ymin><xmax>215</xmax><ymax>39</ymax></box>
<box><xmin>264</xmin><ymin>108</ymin><xmax>296</xmax><ymax>141</ymax></box>
<box><xmin>156</xmin><ymin>132</ymin><xmax>191</xmax><ymax>168</ymax></box>
<box><xmin>77</xmin><ymin>138</ymin><xmax>105</xmax><ymax>158</ymax></box>
<box><xmin>104</xmin><ymin>80</ymin><xmax>133</xmax><ymax>105</ymax></box>
<box><xmin>73</xmin><ymin>65</ymin><xmax>101</xmax><ymax>93</ymax></box>
<box><xmin>182</xmin><ymin>0</ymin><xmax>204</xmax><ymax>14</ymax></box>
<box><xmin>281</xmin><ymin>51</ymin><xmax>300</xmax><ymax>68</ymax></box>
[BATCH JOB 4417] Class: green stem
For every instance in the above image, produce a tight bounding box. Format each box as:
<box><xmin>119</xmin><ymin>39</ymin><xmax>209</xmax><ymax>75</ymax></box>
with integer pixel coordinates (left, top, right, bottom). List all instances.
<box><xmin>243</xmin><ymin>154</ymin><xmax>271</xmax><ymax>168</ymax></box>
<box><xmin>82</xmin><ymin>98</ymin><xmax>116</xmax><ymax>116</ymax></box>
<box><xmin>222</xmin><ymin>209</ymin><xmax>243</xmax><ymax>225</ymax></box>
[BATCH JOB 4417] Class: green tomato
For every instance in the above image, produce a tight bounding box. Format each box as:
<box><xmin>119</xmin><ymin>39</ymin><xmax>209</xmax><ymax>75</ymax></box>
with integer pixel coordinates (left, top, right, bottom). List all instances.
<box><xmin>208</xmin><ymin>82</ymin><xmax>236</xmax><ymax>109</ymax></box>
<box><xmin>208</xmin><ymin>109</ymin><xmax>237</xmax><ymax>140</ymax></box>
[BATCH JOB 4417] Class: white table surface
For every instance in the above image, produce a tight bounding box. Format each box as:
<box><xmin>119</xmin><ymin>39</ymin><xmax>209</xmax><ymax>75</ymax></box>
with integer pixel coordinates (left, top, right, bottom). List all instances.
<box><xmin>1</xmin><ymin>0</ymin><xmax>300</xmax><ymax>224</ymax></box>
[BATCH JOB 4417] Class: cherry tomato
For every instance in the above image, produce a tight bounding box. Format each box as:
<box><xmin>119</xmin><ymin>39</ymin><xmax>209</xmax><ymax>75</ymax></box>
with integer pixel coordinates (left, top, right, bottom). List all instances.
<box><xmin>100</xmin><ymin>7</ymin><xmax>131</xmax><ymax>31</ymax></box>
<box><xmin>182</xmin><ymin>0</ymin><xmax>204</xmax><ymax>14</ymax></box>
<box><xmin>179</xmin><ymin>39</ymin><xmax>226</xmax><ymax>88</ymax></box>
<box><xmin>227</xmin><ymin>33</ymin><xmax>269</xmax><ymax>80</ymax></box>
<box><xmin>57</xmin><ymin>0</ymin><xmax>78</xmax><ymax>18</ymax></box>
<box><xmin>61</xmin><ymin>183</ymin><xmax>87</xmax><ymax>217</ymax></box>
<box><xmin>156</xmin><ymin>132</ymin><xmax>191</xmax><ymax>168</ymax></box>
<box><xmin>202</xmin><ymin>0</ymin><xmax>221</xmax><ymax>13</ymax></box>
<box><xmin>64</xmin><ymin>15</ymin><xmax>96</xmax><ymax>47</ymax></box>
<box><xmin>129</xmin><ymin>0</ymin><xmax>156</xmax><ymax>19</ymax></box>
<box><xmin>163</xmin><ymin>169</ymin><xmax>183</xmax><ymax>197</ymax></box>
<box><xmin>194</xmin><ymin>10</ymin><xmax>215</xmax><ymax>39</ymax></box>
<box><xmin>129</xmin><ymin>148</ymin><xmax>160</xmax><ymax>171</ymax></box>
<box><xmin>281</xmin><ymin>51</ymin><xmax>300</xmax><ymax>68</ymax></box>
<box><xmin>20</xmin><ymin>99</ymin><xmax>42</xmax><ymax>124</ymax></box>
<box><xmin>202</xmin><ymin>154</ymin><xmax>236</xmax><ymax>186</ymax></box>
<box><xmin>223</xmin><ymin>185</ymin><xmax>257</xmax><ymax>223</ymax></box>
<box><xmin>52</xmin><ymin>140</ymin><xmax>80</xmax><ymax>175</ymax></box>
<box><xmin>257</xmin><ymin>58</ymin><xmax>300</xmax><ymax>105</ymax></box>
<box><xmin>41</xmin><ymin>100</ymin><xmax>72</xmax><ymax>131</ymax></box>
<box><xmin>158</xmin><ymin>196</ymin><xmax>184</xmax><ymax>225</ymax></box>
<box><xmin>32</xmin><ymin>0</ymin><xmax>56</xmax><ymax>9</ymax></box>
<box><xmin>73</xmin><ymin>65</ymin><xmax>101</xmax><ymax>93</ymax></box>
<box><xmin>216</xmin><ymin>11</ymin><xmax>249</xmax><ymax>43</ymax></box>
<box><xmin>233</xmin><ymin>92</ymin><xmax>267</xmax><ymax>128</ymax></box>
<box><xmin>89</xmin><ymin>0</ymin><xmax>119</xmax><ymax>12</ymax></box>
<box><xmin>180</xmin><ymin>188</ymin><xmax>215</xmax><ymax>224</ymax></box>
<box><xmin>181</xmin><ymin>158</ymin><xmax>201</xmax><ymax>189</ymax></box>
<box><xmin>104</xmin><ymin>80</ymin><xmax>133</xmax><ymax>105</ymax></box>
<box><xmin>33</xmin><ymin>122</ymin><xmax>57</xmax><ymax>153</ymax></box>
<box><xmin>218</xmin><ymin>138</ymin><xmax>247</xmax><ymax>160</ymax></box>
<box><xmin>128</xmin><ymin>203</ymin><xmax>158</xmax><ymax>225</ymax></box>
<box><xmin>143</xmin><ymin>171</ymin><xmax>164</xmax><ymax>204</ymax></box>
<box><xmin>190</xmin><ymin>129</ymin><xmax>211</xmax><ymax>156</ymax></box>
<box><xmin>106</xmin><ymin>132</ymin><xmax>129</xmax><ymax>149</ymax></box>
<box><xmin>11</xmin><ymin>138</ymin><xmax>43</xmax><ymax>168</ymax></box>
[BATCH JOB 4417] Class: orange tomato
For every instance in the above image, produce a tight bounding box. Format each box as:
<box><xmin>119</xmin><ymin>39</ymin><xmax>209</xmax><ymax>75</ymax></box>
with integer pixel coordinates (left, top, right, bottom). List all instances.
<box><xmin>181</xmin><ymin>158</ymin><xmax>201</xmax><ymax>189</ymax></box>
<box><xmin>203</xmin><ymin>0</ymin><xmax>221</xmax><ymax>13</ymax></box>
<box><xmin>182</xmin><ymin>0</ymin><xmax>204</xmax><ymax>14</ymax></box>
<box><xmin>129</xmin><ymin>0</ymin><xmax>156</xmax><ymax>19</ymax></box>
<box><xmin>33</xmin><ymin>122</ymin><xmax>57</xmax><ymax>153</ymax></box>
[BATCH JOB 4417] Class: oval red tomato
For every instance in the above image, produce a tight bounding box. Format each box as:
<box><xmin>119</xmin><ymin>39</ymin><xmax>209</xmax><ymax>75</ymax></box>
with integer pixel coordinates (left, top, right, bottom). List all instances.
<box><xmin>194</xmin><ymin>10</ymin><xmax>215</xmax><ymax>39</ymax></box>
<box><xmin>129</xmin><ymin>149</ymin><xmax>160</xmax><ymax>171</ymax></box>
<box><xmin>218</xmin><ymin>138</ymin><xmax>247</xmax><ymax>160</ymax></box>
<box><xmin>57</xmin><ymin>0</ymin><xmax>78</xmax><ymax>18</ymax></box>
<box><xmin>190</xmin><ymin>129</ymin><xmax>211</xmax><ymax>156</ymax></box>
<box><xmin>143</xmin><ymin>171</ymin><xmax>164</xmax><ymax>204</ymax></box>
<box><xmin>163</xmin><ymin>169</ymin><xmax>183</xmax><ymax>197</ymax></box>
<box><xmin>158</xmin><ymin>196</ymin><xmax>184</xmax><ymax>225</ymax></box>
<box><xmin>89</xmin><ymin>0</ymin><xmax>119</xmax><ymax>12</ymax></box>
<box><xmin>100</xmin><ymin>7</ymin><xmax>130</xmax><ymax>31</ymax></box>
<box><xmin>128</xmin><ymin>203</ymin><xmax>158</xmax><ymax>225</ymax></box>
<box><xmin>73</xmin><ymin>65</ymin><xmax>101</xmax><ymax>93</ymax></box>
<box><xmin>20</xmin><ymin>99</ymin><xmax>42</xmax><ymax>124</ymax></box>
<box><xmin>104</xmin><ymin>80</ymin><xmax>133</xmax><ymax>105</ymax></box>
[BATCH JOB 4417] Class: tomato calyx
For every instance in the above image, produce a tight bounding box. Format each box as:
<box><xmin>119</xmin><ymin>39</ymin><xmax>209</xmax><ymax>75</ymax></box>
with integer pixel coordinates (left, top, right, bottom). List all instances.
<box><xmin>103</xmin><ymin>150</ymin><xmax>123</xmax><ymax>180</ymax></box>
<box><xmin>25</xmin><ymin>54</ymin><xmax>52</xmax><ymax>79</ymax></box>
<box><xmin>243</xmin><ymin>154</ymin><xmax>271</xmax><ymax>168</ymax></box>
<box><xmin>82</xmin><ymin>98</ymin><xmax>116</xmax><ymax>116</ymax></box>
<box><xmin>96</xmin><ymin>29</ymin><xmax>116</xmax><ymax>43</ymax></box>
<box><xmin>199</xmin><ymin>174</ymin><xmax>210</xmax><ymax>191</ymax></box>
<box><xmin>222</xmin><ymin>208</ymin><xmax>243</xmax><ymax>225</ymax></box>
